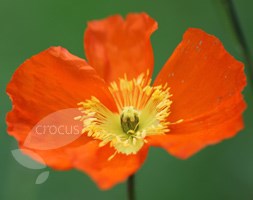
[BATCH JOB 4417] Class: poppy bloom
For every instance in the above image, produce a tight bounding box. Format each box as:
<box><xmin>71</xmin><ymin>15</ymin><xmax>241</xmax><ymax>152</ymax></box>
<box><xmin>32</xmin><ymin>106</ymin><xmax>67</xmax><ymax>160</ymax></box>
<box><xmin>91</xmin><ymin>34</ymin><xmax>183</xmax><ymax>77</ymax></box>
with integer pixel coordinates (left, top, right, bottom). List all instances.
<box><xmin>6</xmin><ymin>13</ymin><xmax>246</xmax><ymax>189</ymax></box>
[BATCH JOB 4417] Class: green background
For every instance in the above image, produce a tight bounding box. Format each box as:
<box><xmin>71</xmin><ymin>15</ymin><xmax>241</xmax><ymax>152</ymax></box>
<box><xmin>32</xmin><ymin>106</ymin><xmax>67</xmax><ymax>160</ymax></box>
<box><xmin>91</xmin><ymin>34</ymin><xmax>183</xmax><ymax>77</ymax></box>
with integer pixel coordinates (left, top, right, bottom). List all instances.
<box><xmin>1</xmin><ymin>0</ymin><xmax>253</xmax><ymax>199</ymax></box>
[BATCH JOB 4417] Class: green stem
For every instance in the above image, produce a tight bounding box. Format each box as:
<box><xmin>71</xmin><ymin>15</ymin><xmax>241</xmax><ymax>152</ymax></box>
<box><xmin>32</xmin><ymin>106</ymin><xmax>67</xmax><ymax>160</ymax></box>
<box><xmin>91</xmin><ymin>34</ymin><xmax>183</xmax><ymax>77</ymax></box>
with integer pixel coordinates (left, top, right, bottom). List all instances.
<box><xmin>127</xmin><ymin>174</ymin><xmax>135</xmax><ymax>200</ymax></box>
<box><xmin>222</xmin><ymin>0</ymin><xmax>253</xmax><ymax>86</ymax></box>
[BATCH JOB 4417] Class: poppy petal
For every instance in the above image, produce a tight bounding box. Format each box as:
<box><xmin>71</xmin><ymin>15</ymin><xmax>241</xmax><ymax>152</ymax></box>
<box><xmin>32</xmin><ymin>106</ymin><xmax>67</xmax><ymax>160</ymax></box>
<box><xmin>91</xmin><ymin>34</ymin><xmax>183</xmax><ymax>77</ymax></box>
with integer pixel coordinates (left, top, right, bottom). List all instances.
<box><xmin>152</xmin><ymin>28</ymin><xmax>246</xmax><ymax>158</ymax></box>
<box><xmin>69</xmin><ymin>141</ymin><xmax>148</xmax><ymax>189</ymax></box>
<box><xmin>84</xmin><ymin>13</ymin><xmax>157</xmax><ymax>83</ymax></box>
<box><xmin>149</xmin><ymin>98</ymin><xmax>246</xmax><ymax>158</ymax></box>
<box><xmin>6</xmin><ymin>46</ymin><xmax>116</xmax><ymax>169</ymax></box>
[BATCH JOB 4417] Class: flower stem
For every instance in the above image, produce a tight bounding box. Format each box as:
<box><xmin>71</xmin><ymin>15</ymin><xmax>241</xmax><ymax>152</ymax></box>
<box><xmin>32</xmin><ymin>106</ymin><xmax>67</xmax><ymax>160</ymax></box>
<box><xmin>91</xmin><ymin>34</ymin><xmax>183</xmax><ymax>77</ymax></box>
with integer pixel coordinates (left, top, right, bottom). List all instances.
<box><xmin>127</xmin><ymin>174</ymin><xmax>136</xmax><ymax>200</ymax></box>
<box><xmin>222</xmin><ymin>0</ymin><xmax>253</xmax><ymax>86</ymax></box>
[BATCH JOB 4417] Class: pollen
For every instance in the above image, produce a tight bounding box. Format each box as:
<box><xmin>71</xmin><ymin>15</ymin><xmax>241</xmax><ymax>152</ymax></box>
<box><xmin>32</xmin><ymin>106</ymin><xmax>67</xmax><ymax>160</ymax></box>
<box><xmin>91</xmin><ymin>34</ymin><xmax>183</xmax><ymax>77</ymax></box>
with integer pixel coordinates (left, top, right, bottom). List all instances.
<box><xmin>76</xmin><ymin>72</ymin><xmax>174</xmax><ymax>159</ymax></box>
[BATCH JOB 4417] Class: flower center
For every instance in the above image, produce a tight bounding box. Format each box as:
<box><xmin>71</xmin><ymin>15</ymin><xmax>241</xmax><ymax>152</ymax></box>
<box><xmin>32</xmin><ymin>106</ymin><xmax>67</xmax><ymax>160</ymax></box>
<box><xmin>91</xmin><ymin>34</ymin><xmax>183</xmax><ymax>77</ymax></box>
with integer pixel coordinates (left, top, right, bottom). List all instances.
<box><xmin>120</xmin><ymin>106</ymin><xmax>139</xmax><ymax>134</ymax></box>
<box><xmin>75</xmin><ymin>72</ymin><xmax>178</xmax><ymax>160</ymax></box>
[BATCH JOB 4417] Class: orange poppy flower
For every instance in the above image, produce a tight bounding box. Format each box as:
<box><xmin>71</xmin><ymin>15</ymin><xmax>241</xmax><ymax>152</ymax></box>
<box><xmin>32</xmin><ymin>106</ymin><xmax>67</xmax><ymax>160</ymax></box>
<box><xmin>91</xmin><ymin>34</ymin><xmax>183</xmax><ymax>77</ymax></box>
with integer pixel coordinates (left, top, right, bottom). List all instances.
<box><xmin>6</xmin><ymin>13</ymin><xmax>246</xmax><ymax>189</ymax></box>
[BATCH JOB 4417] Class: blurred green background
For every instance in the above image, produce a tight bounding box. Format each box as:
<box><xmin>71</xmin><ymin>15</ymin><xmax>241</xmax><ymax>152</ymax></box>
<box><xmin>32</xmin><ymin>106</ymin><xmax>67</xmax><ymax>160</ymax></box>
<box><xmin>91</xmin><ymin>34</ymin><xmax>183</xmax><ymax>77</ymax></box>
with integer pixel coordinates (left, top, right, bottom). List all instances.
<box><xmin>1</xmin><ymin>0</ymin><xmax>253</xmax><ymax>199</ymax></box>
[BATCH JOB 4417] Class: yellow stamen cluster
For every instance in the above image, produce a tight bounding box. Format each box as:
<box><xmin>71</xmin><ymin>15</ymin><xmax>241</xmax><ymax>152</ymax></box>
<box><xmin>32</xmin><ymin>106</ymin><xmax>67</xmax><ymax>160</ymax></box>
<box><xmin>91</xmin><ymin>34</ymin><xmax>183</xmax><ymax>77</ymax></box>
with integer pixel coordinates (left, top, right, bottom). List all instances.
<box><xmin>75</xmin><ymin>72</ymin><xmax>173</xmax><ymax>159</ymax></box>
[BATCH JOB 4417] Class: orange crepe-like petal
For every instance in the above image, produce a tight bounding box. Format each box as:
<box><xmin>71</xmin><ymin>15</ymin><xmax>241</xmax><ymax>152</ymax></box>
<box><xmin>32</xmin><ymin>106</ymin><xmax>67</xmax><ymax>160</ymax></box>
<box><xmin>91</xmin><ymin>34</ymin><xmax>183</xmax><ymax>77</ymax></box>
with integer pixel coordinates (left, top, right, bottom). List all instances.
<box><xmin>152</xmin><ymin>28</ymin><xmax>246</xmax><ymax>158</ymax></box>
<box><xmin>84</xmin><ymin>13</ymin><xmax>157</xmax><ymax>83</ymax></box>
<box><xmin>149</xmin><ymin>97</ymin><xmax>246</xmax><ymax>158</ymax></box>
<box><xmin>6</xmin><ymin>47</ymin><xmax>116</xmax><ymax>169</ymax></box>
<box><xmin>69</xmin><ymin>140</ymin><xmax>148</xmax><ymax>189</ymax></box>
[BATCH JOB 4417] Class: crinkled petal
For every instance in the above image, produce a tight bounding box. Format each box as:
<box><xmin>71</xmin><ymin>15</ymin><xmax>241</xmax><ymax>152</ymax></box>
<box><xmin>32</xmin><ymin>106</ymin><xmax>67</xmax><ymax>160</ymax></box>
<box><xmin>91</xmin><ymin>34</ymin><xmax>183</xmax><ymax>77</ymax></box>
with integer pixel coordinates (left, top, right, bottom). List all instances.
<box><xmin>148</xmin><ymin>97</ymin><xmax>246</xmax><ymax>158</ymax></box>
<box><xmin>6</xmin><ymin>46</ymin><xmax>116</xmax><ymax>169</ymax></box>
<box><xmin>84</xmin><ymin>13</ymin><xmax>157</xmax><ymax>83</ymax></box>
<box><xmin>69</xmin><ymin>141</ymin><xmax>148</xmax><ymax>189</ymax></box>
<box><xmin>151</xmin><ymin>28</ymin><xmax>246</xmax><ymax>158</ymax></box>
